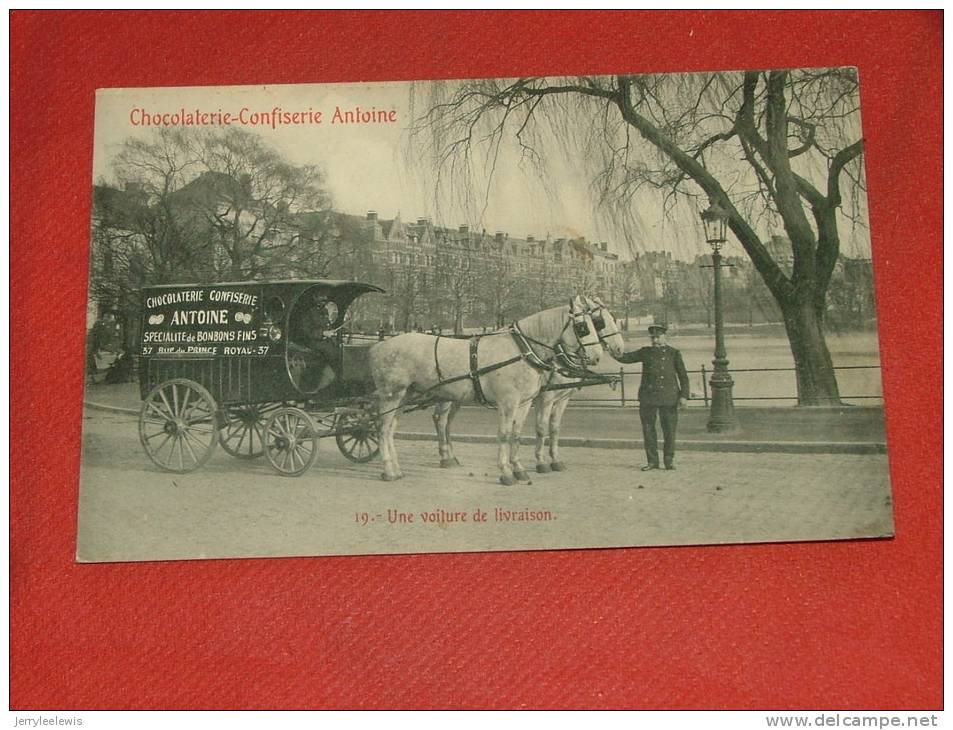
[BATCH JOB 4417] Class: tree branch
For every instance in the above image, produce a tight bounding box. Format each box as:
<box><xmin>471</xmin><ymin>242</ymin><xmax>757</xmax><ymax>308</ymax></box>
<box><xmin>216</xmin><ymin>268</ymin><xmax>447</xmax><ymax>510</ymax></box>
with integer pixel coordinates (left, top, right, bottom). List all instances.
<box><xmin>828</xmin><ymin>139</ymin><xmax>864</xmax><ymax>207</ymax></box>
<box><xmin>615</xmin><ymin>74</ymin><xmax>793</xmax><ymax>302</ymax></box>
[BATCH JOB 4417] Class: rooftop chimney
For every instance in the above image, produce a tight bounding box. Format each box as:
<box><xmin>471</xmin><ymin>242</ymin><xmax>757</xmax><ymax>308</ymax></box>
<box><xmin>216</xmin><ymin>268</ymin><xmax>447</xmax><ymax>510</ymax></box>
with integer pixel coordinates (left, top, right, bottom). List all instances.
<box><xmin>600</xmin><ymin>241</ymin><xmax>608</xmax><ymax>252</ymax></box>
<box><xmin>459</xmin><ymin>224</ymin><xmax>469</xmax><ymax>234</ymax></box>
<box><xmin>366</xmin><ymin>210</ymin><xmax>378</xmax><ymax>221</ymax></box>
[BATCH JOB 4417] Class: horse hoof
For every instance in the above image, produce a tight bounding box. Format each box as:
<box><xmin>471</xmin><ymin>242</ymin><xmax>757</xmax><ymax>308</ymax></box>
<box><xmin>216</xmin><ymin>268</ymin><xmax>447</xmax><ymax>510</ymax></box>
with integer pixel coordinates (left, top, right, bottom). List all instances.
<box><xmin>536</xmin><ymin>463</ymin><xmax>552</xmax><ymax>474</ymax></box>
<box><xmin>514</xmin><ymin>470</ymin><xmax>530</xmax><ymax>482</ymax></box>
<box><xmin>550</xmin><ymin>461</ymin><xmax>567</xmax><ymax>472</ymax></box>
<box><xmin>440</xmin><ymin>458</ymin><xmax>459</xmax><ymax>469</ymax></box>
<box><xmin>499</xmin><ymin>474</ymin><xmax>517</xmax><ymax>486</ymax></box>
<box><xmin>380</xmin><ymin>472</ymin><xmax>400</xmax><ymax>482</ymax></box>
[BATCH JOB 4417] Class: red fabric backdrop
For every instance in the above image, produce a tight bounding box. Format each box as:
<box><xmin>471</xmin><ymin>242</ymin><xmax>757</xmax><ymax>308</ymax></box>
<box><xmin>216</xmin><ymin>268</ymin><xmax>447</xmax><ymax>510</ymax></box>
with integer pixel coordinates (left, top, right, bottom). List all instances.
<box><xmin>10</xmin><ymin>10</ymin><xmax>942</xmax><ymax>709</ymax></box>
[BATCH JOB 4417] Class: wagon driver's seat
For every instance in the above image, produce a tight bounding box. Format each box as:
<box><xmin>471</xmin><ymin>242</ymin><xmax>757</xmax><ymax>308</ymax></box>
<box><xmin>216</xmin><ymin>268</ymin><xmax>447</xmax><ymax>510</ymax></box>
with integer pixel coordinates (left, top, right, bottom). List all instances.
<box><xmin>287</xmin><ymin>293</ymin><xmax>338</xmax><ymax>396</ymax></box>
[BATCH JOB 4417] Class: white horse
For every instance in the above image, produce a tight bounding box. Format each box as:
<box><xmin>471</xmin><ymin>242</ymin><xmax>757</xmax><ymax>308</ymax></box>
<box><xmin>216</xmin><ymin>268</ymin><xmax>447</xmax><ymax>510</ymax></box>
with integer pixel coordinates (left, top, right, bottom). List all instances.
<box><xmin>368</xmin><ymin>296</ymin><xmax>602</xmax><ymax>485</ymax></box>
<box><xmin>532</xmin><ymin>296</ymin><xmax>626</xmax><ymax>473</ymax></box>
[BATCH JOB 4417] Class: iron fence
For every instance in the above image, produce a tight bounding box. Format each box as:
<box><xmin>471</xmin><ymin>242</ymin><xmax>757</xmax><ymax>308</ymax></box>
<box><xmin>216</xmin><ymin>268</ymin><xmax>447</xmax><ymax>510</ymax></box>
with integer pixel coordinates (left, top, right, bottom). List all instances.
<box><xmin>574</xmin><ymin>364</ymin><xmax>883</xmax><ymax>408</ymax></box>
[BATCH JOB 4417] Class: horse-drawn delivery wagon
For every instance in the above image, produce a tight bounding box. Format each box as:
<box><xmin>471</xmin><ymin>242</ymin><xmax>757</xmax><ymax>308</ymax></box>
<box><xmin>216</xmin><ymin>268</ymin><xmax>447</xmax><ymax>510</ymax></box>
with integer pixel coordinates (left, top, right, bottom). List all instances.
<box><xmin>137</xmin><ymin>279</ymin><xmax>384</xmax><ymax>476</ymax></box>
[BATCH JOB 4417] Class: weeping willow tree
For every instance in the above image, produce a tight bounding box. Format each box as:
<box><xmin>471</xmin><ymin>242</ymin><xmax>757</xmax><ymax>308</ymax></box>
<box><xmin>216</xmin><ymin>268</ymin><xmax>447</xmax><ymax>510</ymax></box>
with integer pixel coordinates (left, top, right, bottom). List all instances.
<box><xmin>408</xmin><ymin>69</ymin><xmax>867</xmax><ymax>405</ymax></box>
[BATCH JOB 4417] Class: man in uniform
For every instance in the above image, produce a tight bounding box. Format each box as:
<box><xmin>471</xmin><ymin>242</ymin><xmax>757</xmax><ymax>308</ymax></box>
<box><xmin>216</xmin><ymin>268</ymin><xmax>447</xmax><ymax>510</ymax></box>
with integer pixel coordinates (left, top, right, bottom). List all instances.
<box><xmin>614</xmin><ymin>323</ymin><xmax>690</xmax><ymax>471</ymax></box>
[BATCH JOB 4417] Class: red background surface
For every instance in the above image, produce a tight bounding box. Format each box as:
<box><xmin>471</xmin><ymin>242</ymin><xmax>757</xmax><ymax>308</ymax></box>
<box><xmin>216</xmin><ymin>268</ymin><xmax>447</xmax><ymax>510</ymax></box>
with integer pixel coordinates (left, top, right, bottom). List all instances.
<box><xmin>10</xmin><ymin>11</ymin><xmax>942</xmax><ymax>709</ymax></box>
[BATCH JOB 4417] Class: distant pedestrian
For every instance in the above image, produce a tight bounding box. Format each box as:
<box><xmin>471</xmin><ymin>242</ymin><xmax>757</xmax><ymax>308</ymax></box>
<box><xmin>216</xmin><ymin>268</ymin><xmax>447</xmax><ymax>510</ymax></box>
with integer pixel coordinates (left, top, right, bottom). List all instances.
<box><xmin>87</xmin><ymin>309</ymin><xmax>123</xmax><ymax>384</ymax></box>
<box><xmin>614</xmin><ymin>323</ymin><xmax>690</xmax><ymax>471</ymax></box>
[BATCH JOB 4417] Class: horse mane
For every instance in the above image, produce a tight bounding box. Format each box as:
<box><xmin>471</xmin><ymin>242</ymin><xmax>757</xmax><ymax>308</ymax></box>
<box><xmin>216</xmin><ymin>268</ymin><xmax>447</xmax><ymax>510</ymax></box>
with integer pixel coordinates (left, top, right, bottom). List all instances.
<box><xmin>516</xmin><ymin>303</ymin><xmax>571</xmax><ymax>345</ymax></box>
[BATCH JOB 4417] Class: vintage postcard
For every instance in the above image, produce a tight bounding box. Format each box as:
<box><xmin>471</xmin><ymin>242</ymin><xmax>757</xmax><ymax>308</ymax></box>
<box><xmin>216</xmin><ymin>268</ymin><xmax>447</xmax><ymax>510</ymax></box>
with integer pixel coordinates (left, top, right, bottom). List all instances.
<box><xmin>78</xmin><ymin>70</ymin><xmax>892</xmax><ymax>562</ymax></box>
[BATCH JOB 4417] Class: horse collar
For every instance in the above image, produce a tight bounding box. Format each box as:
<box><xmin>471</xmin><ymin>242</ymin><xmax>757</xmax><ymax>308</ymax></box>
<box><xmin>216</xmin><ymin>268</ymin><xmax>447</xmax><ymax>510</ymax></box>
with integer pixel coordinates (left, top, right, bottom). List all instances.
<box><xmin>509</xmin><ymin>324</ymin><xmax>555</xmax><ymax>372</ymax></box>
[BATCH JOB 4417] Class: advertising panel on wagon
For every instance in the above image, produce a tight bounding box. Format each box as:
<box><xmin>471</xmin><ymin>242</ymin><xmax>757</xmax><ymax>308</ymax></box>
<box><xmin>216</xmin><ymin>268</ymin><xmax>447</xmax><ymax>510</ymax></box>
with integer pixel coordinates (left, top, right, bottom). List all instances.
<box><xmin>78</xmin><ymin>70</ymin><xmax>893</xmax><ymax>562</ymax></box>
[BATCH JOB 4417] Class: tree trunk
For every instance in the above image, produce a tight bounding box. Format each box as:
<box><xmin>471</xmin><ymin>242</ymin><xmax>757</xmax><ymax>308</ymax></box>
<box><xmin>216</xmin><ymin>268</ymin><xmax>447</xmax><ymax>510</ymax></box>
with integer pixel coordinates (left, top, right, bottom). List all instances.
<box><xmin>780</xmin><ymin>296</ymin><xmax>841</xmax><ymax>406</ymax></box>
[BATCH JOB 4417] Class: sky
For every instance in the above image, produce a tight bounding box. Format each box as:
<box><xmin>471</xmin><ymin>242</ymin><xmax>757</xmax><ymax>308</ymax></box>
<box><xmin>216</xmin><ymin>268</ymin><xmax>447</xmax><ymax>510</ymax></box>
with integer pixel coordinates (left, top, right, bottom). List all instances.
<box><xmin>93</xmin><ymin>78</ymin><xmax>873</xmax><ymax>262</ymax></box>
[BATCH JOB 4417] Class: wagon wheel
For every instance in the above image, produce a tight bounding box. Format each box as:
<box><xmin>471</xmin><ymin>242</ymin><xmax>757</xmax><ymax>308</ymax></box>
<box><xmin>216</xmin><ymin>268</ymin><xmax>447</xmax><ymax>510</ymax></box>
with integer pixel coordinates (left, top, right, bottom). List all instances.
<box><xmin>263</xmin><ymin>406</ymin><xmax>318</xmax><ymax>477</ymax></box>
<box><xmin>139</xmin><ymin>379</ymin><xmax>219</xmax><ymax>473</ymax></box>
<box><xmin>334</xmin><ymin>407</ymin><xmax>380</xmax><ymax>464</ymax></box>
<box><xmin>219</xmin><ymin>403</ymin><xmax>282</xmax><ymax>460</ymax></box>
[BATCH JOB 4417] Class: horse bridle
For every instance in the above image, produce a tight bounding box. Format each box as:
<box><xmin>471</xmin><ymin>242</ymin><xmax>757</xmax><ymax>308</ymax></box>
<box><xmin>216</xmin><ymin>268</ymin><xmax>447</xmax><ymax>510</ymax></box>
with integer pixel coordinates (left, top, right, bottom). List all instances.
<box><xmin>554</xmin><ymin>300</ymin><xmax>601</xmax><ymax>370</ymax></box>
<box><xmin>587</xmin><ymin>297</ymin><xmax>620</xmax><ymax>347</ymax></box>
<box><xmin>510</xmin><ymin>300</ymin><xmax>600</xmax><ymax>374</ymax></box>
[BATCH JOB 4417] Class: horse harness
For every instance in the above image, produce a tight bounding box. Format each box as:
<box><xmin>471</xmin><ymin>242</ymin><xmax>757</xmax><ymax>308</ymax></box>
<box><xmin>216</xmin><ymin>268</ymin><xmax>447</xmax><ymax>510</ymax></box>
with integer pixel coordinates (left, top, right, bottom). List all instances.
<box><xmin>431</xmin><ymin>320</ymin><xmax>593</xmax><ymax>408</ymax></box>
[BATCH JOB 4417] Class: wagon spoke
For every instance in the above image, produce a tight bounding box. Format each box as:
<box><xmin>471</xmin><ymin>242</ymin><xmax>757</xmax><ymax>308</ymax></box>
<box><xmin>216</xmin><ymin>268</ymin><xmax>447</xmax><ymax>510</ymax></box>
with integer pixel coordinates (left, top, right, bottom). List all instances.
<box><xmin>180</xmin><ymin>386</ymin><xmax>192</xmax><ymax>418</ymax></box>
<box><xmin>151</xmin><ymin>432</ymin><xmax>173</xmax><ymax>455</ymax></box>
<box><xmin>163</xmin><ymin>435</ymin><xmax>179</xmax><ymax>469</ymax></box>
<box><xmin>181</xmin><ymin>431</ymin><xmax>200</xmax><ymax>465</ymax></box>
<box><xmin>185</xmin><ymin>425</ymin><xmax>214</xmax><ymax>435</ymax></box>
<box><xmin>185</xmin><ymin>405</ymin><xmax>212</xmax><ymax>426</ymax></box>
<box><xmin>180</xmin><ymin>403</ymin><xmax>199</xmax><ymax>425</ymax></box>
<box><xmin>158</xmin><ymin>387</ymin><xmax>175</xmax><ymax>418</ymax></box>
<box><xmin>147</xmin><ymin>401</ymin><xmax>174</xmax><ymax>422</ymax></box>
<box><xmin>160</xmin><ymin>437</ymin><xmax>176</xmax><ymax>468</ymax></box>
<box><xmin>233</xmin><ymin>426</ymin><xmax>248</xmax><ymax>454</ymax></box>
<box><xmin>182</xmin><ymin>427</ymin><xmax>208</xmax><ymax>453</ymax></box>
<box><xmin>171</xmin><ymin>383</ymin><xmax>180</xmax><ymax>418</ymax></box>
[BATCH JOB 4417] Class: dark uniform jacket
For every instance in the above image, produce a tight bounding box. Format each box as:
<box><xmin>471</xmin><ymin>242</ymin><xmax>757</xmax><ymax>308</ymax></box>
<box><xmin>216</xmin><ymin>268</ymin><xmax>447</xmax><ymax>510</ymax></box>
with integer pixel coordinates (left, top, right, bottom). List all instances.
<box><xmin>616</xmin><ymin>345</ymin><xmax>690</xmax><ymax>406</ymax></box>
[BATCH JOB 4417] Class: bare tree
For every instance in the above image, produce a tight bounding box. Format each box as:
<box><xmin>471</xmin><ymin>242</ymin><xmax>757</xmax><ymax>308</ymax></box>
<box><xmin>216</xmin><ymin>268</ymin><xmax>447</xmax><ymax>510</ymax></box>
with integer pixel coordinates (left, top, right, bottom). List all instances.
<box><xmin>616</xmin><ymin>264</ymin><xmax>640</xmax><ymax>331</ymax></box>
<box><xmin>433</xmin><ymin>234</ymin><xmax>478</xmax><ymax>334</ymax></box>
<box><xmin>477</xmin><ymin>246</ymin><xmax>523</xmax><ymax>328</ymax></box>
<box><xmin>410</xmin><ymin>70</ymin><xmax>866</xmax><ymax>404</ymax></box>
<box><xmin>109</xmin><ymin>128</ymin><xmax>333</xmax><ymax>282</ymax></box>
<box><xmin>108</xmin><ymin>130</ymin><xmax>211</xmax><ymax>282</ymax></box>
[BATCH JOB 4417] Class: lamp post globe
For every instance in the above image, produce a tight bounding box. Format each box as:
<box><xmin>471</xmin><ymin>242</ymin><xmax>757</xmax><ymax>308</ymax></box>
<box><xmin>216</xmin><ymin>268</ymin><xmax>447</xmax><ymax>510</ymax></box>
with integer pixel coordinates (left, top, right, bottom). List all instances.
<box><xmin>701</xmin><ymin>199</ymin><xmax>738</xmax><ymax>433</ymax></box>
<box><xmin>701</xmin><ymin>199</ymin><xmax>729</xmax><ymax>248</ymax></box>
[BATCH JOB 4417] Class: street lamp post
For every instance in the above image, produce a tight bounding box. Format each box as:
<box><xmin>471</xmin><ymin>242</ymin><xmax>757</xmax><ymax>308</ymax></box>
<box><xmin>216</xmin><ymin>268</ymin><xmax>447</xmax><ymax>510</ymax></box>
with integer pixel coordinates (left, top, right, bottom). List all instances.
<box><xmin>701</xmin><ymin>200</ymin><xmax>739</xmax><ymax>433</ymax></box>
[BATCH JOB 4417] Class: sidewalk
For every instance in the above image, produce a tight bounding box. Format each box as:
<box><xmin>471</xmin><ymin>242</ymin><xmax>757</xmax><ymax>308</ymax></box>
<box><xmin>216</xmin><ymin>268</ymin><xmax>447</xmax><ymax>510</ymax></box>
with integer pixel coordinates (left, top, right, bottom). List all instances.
<box><xmin>84</xmin><ymin>382</ymin><xmax>887</xmax><ymax>455</ymax></box>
